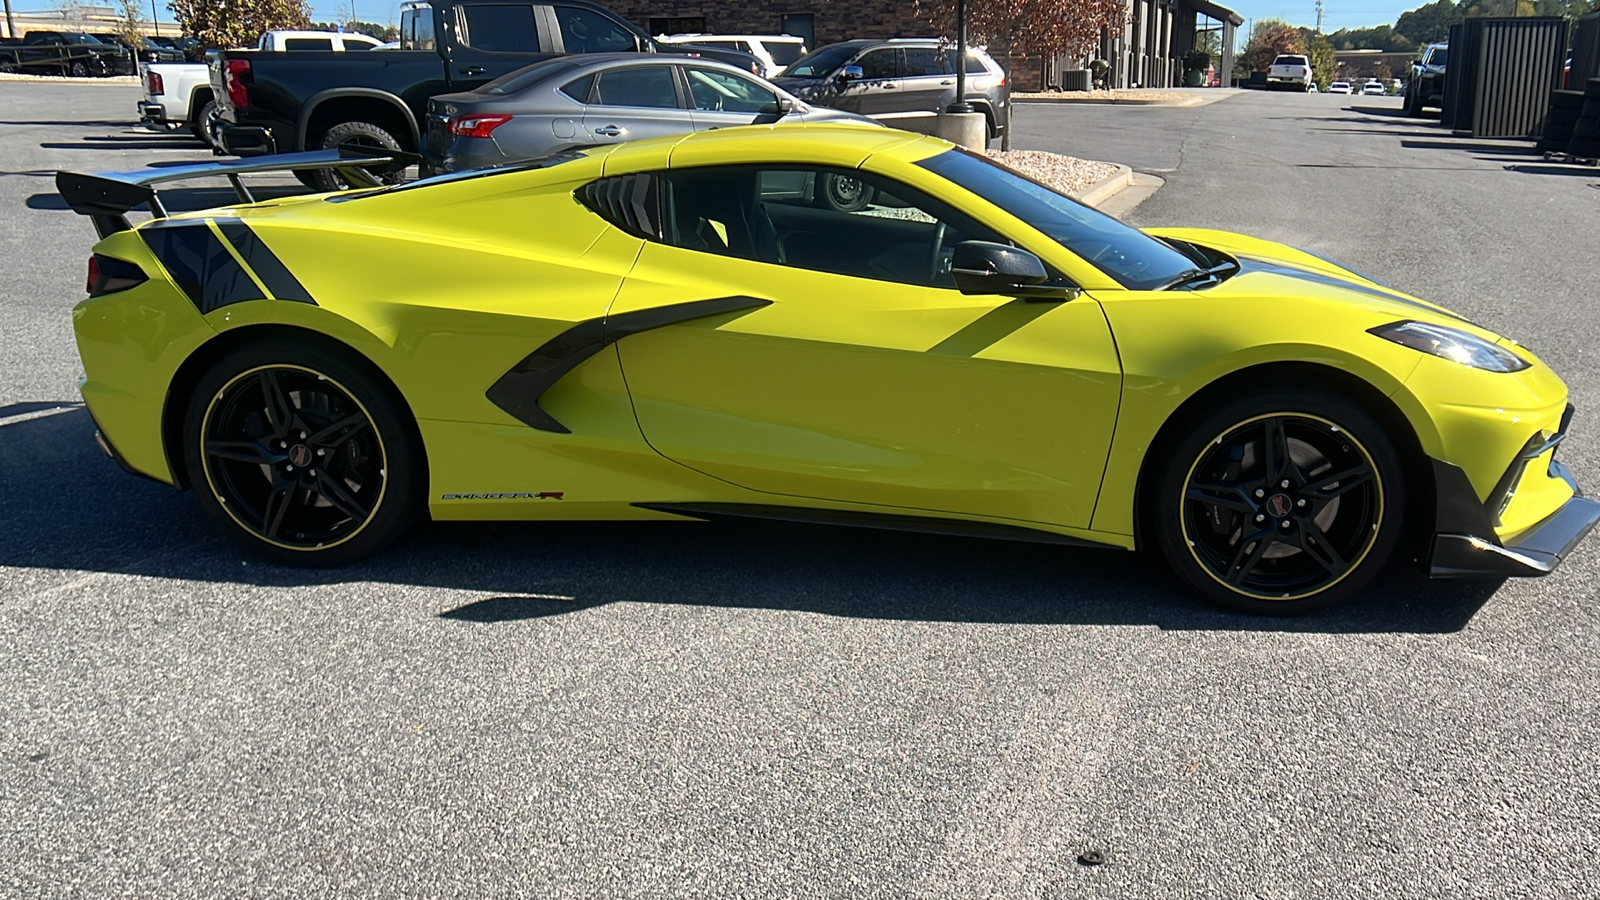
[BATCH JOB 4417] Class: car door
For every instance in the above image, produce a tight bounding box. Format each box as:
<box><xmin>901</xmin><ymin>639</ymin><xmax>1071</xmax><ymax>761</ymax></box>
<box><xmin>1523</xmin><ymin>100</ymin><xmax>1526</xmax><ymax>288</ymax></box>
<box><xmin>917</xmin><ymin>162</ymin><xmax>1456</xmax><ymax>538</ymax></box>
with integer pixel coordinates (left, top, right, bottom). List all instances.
<box><xmin>444</xmin><ymin>2</ymin><xmax>554</xmax><ymax>90</ymax></box>
<box><xmin>833</xmin><ymin>47</ymin><xmax>904</xmax><ymax>118</ymax></box>
<box><xmin>683</xmin><ymin>65</ymin><xmax>786</xmax><ymax>130</ymax></box>
<box><xmin>581</xmin><ymin>64</ymin><xmax>697</xmax><ymax>146</ymax></box>
<box><xmin>605</xmin><ymin>163</ymin><xmax>1123</xmax><ymax>529</ymax></box>
<box><xmin>899</xmin><ymin>47</ymin><xmax>957</xmax><ymax>120</ymax></box>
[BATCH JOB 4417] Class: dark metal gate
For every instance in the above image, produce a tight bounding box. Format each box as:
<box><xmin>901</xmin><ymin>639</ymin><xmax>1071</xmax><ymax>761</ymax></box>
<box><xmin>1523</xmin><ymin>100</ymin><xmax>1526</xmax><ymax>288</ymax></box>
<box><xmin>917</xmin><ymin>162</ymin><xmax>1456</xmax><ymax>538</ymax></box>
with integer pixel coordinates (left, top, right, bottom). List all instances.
<box><xmin>1441</xmin><ymin>17</ymin><xmax>1569</xmax><ymax>138</ymax></box>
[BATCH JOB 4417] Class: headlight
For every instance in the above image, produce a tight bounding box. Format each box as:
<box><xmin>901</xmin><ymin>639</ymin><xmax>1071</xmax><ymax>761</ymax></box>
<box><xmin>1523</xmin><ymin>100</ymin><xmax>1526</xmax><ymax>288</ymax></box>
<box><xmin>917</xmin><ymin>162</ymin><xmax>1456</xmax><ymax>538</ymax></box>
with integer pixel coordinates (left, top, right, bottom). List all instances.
<box><xmin>1370</xmin><ymin>321</ymin><xmax>1529</xmax><ymax>373</ymax></box>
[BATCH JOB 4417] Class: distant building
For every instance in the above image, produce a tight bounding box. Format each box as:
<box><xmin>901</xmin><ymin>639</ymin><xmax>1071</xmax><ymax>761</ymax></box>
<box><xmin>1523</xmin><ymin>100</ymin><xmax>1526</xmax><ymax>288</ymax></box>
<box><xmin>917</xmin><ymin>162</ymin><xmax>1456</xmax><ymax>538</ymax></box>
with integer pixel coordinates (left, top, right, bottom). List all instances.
<box><xmin>1332</xmin><ymin>49</ymin><xmax>1415</xmax><ymax>81</ymax></box>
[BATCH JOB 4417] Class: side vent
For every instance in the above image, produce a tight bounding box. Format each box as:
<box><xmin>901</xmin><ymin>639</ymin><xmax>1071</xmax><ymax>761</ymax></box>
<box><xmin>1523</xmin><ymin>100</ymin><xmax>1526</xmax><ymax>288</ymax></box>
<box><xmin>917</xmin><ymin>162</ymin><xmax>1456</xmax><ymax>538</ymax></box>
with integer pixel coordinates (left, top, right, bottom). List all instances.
<box><xmin>576</xmin><ymin>174</ymin><xmax>661</xmax><ymax>240</ymax></box>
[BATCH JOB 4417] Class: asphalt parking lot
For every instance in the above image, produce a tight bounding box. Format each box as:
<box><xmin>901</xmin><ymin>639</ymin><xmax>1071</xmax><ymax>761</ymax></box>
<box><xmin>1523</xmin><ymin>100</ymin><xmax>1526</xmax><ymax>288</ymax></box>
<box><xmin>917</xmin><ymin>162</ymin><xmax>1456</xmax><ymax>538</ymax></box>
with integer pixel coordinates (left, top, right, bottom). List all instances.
<box><xmin>4</xmin><ymin>82</ymin><xmax>1599</xmax><ymax>898</ymax></box>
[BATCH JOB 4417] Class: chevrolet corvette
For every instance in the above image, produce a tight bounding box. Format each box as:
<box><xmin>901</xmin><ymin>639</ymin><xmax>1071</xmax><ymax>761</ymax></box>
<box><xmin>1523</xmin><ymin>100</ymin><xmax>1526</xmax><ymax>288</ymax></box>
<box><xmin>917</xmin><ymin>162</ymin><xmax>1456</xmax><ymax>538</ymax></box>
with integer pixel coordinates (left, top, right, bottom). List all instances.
<box><xmin>58</xmin><ymin>126</ymin><xmax>1598</xmax><ymax>613</ymax></box>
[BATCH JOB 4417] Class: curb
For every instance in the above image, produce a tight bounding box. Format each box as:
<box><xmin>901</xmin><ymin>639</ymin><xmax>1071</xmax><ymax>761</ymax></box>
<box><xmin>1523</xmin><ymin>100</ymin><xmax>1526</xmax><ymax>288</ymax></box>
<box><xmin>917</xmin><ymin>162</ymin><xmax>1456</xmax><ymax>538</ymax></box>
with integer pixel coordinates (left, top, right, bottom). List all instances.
<box><xmin>1014</xmin><ymin>90</ymin><xmax>1239</xmax><ymax>109</ymax></box>
<box><xmin>1070</xmin><ymin>164</ymin><xmax>1133</xmax><ymax>208</ymax></box>
<box><xmin>0</xmin><ymin>74</ymin><xmax>141</xmax><ymax>86</ymax></box>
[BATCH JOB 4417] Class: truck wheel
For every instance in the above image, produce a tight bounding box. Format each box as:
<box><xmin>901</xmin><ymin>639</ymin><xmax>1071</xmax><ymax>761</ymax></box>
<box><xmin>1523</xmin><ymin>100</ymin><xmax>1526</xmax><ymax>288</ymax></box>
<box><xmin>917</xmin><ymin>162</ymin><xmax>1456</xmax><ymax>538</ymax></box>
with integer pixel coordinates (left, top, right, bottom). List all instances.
<box><xmin>70</xmin><ymin>61</ymin><xmax>90</xmax><ymax>78</ymax></box>
<box><xmin>309</xmin><ymin>121</ymin><xmax>407</xmax><ymax>192</ymax></box>
<box><xmin>190</xmin><ymin>99</ymin><xmax>217</xmax><ymax>145</ymax></box>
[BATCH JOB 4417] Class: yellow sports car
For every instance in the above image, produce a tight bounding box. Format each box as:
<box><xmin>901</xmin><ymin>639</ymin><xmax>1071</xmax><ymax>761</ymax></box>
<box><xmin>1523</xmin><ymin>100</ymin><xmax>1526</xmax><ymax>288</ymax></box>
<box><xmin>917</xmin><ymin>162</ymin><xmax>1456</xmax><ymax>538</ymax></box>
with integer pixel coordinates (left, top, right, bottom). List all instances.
<box><xmin>58</xmin><ymin>126</ymin><xmax>1597</xmax><ymax>613</ymax></box>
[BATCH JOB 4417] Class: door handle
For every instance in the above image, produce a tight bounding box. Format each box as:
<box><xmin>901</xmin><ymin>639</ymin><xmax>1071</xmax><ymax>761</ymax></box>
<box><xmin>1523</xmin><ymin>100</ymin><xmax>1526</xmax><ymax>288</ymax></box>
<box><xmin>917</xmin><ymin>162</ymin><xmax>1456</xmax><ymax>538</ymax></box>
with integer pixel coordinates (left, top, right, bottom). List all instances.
<box><xmin>881</xmin><ymin>83</ymin><xmax>897</xmax><ymax>89</ymax></box>
<box><xmin>940</xmin><ymin>80</ymin><xmax>953</xmax><ymax>85</ymax></box>
<box><xmin>594</xmin><ymin>125</ymin><xmax>622</xmax><ymax>136</ymax></box>
<box><xmin>459</xmin><ymin>66</ymin><xmax>486</xmax><ymax>76</ymax></box>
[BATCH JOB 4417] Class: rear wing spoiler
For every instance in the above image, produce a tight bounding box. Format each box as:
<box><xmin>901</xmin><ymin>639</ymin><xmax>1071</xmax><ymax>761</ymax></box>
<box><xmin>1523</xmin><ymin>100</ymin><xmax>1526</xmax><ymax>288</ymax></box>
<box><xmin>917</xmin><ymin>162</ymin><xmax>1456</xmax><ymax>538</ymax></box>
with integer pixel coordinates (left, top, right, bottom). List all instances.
<box><xmin>55</xmin><ymin>146</ymin><xmax>418</xmax><ymax>239</ymax></box>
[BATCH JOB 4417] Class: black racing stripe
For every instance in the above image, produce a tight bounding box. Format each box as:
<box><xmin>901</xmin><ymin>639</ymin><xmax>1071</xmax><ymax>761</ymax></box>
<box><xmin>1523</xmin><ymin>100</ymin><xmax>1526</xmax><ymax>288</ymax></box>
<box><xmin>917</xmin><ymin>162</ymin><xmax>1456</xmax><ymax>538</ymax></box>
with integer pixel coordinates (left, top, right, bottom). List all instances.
<box><xmin>140</xmin><ymin>221</ymin><xmax>266</xmax><ymax>314</ymax></box>
<box><xmin>216</xmin><ymin>219</ymin><xmax>315</xmax><ymax>304</ymax></box>
<box><xmin>486</xmin><ymin>295</ymin><xmax>772</xmax><ymax>434</ymax></box>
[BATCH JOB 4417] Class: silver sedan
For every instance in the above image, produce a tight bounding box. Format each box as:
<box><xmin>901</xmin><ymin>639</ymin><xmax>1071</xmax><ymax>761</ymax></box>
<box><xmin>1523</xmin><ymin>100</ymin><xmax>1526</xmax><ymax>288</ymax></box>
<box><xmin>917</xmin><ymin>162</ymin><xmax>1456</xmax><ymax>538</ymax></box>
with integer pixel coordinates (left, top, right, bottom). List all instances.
<box><xmin>423</xmin><ymin>54</ymin><xmax>878</xmax><ymax>174</ymax></box>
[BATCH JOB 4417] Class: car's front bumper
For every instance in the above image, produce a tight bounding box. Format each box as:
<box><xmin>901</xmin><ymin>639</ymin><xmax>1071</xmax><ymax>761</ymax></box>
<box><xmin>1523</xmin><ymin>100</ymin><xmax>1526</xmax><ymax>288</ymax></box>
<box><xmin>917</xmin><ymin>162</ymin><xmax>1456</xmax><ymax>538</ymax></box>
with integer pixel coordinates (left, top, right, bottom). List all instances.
<box><xmin>1429</xmin><ymin>405</ymin><xmax>1598</xmax><ymax>577</ymax></box>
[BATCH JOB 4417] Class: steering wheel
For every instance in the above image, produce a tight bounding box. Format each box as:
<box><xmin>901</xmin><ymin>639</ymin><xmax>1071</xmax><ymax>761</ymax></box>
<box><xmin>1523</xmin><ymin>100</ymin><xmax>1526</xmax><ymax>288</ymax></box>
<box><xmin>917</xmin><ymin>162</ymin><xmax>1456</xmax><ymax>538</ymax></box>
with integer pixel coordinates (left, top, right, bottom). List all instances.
<box><xmin>928</xmin><ymin>222</ymin><xmax>948</xmax><ymax>284</ymax></box>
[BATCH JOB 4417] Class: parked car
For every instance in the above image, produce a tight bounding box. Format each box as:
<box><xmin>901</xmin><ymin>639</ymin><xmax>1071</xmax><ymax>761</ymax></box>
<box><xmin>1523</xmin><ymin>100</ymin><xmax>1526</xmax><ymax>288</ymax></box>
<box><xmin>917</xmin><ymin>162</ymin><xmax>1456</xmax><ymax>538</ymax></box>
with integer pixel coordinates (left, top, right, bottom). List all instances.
<box><xmin>423</xmin><ymin>54</ymin><xmax>874</xmax><ymax>175</ymax></box>
<box><xmin>0</xmin><ymin>31</ymin><xmax>135</xmax><ymax>77</ymax></box>
<box><xmin>89</xmin><ymin>32</ymin><xmax>184</xmax><ymax>64</ymax></box>
<box><xmin>1361</xmin><ymin>80</ymin><xmax>1386</xmax><ymax>96</ymax></box>
<box><xmin>1267</xmin><ymin>53</ymin><xmax>1312</xmax><ymax>91</ymax></box>
<box><xmin>57</xmin><ymin>125</ymin><xmax>1599</xmax><ymax>614</ymax></box>
<box><xmin>1407</xmin><ymin>42</ymin><xmax>1447</xmax><ymax>116</ymax></box>
<box><xmin>256</xmin><ymin>30</ymin><xmax>384</xmax><ymax>52</ymax></box>
<box><xmin>772</xmin><ymin>38</ymin><xmax>1009</xmax><ymax>139</ymax></box>
<box><xmin>138</xmin><ymin>62</ymin><xmax>218</xmax><ymax>143</ymax></box>
<box><xmin>654</xmin><ymin>33</ymin><xmax>806</xmax><ymax>78</ymax></box>
<box><xmin>1326</xmin><ymin>80</ymin><xmax>1352</xmax><ymax>94</ymax></box>
<box><xmin>147</xmin><ymin>35</ymin><xmax>204</xmax><ymax>62</ymax></box>
<box><xmin>209</xmin><ymin>0</ymin><xmax>766</xmax><ymax>191</ymax></box>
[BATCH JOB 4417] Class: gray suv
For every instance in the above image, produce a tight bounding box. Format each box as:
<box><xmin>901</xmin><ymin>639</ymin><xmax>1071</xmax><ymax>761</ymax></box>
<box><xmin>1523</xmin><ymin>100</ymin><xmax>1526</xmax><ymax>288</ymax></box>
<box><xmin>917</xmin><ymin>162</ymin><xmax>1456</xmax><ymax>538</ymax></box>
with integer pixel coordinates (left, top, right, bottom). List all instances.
<box><xmin>773</xmin><ymin>38</ymin><xmax>1009</xmax><ymax>139</ymax></box>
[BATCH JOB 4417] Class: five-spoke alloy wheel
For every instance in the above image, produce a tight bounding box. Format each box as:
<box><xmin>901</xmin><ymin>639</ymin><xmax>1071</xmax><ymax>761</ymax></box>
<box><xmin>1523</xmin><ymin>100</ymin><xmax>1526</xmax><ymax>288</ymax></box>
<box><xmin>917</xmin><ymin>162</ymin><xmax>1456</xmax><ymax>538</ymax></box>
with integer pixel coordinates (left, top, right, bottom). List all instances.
<box><xmin>183</xmin><ymin>340</ymin><xmax>424</xmax><ymax>565</ymax></box>
<box><xmin>1151</xmin><ymin>389</ymin><xmax>1405</xmax><ymax>614</ymax></box>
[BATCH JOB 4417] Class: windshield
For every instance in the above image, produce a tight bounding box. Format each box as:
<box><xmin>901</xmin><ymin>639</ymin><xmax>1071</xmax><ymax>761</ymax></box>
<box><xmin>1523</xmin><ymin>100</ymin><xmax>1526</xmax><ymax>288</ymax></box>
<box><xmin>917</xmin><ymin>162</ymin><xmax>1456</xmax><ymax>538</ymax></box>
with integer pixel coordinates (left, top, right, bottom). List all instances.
<box><xmin>781</xmin><ymin>44</ymin><xmax>859</xmax><ymax>78</ymax></box>
<box><xmin>918</xmin><ymin>149</ymin><xmax>1203</xmax><ymax>291</ymax></box>
<box><xmin>65</xmin><ymin>33</ymin><xmax>104</xmax><ymax>44</ymax></box>
<box><xmin>767</xmin><ymin>42</ymin><xmax>804</xmax><ymax>67</ymax></box>
<box><xmin>1427</xmin><ymin>48</ymin><xmax>1447</xmax><ymax>67</ymax></box>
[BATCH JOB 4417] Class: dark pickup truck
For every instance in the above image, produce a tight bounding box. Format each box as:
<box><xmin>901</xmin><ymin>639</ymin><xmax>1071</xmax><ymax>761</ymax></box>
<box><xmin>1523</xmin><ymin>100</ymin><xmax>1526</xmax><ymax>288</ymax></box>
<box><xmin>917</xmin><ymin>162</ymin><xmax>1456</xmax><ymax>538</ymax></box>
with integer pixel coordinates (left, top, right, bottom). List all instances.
<box><xmin>211</xmin><ymin>0</ymin><xmax>762</xmax><ymax>190</ymax></box>
<box><xmin>0</xmin><ymin>31</ymin><xmax>137</xmax><ymax>77</ymax></box>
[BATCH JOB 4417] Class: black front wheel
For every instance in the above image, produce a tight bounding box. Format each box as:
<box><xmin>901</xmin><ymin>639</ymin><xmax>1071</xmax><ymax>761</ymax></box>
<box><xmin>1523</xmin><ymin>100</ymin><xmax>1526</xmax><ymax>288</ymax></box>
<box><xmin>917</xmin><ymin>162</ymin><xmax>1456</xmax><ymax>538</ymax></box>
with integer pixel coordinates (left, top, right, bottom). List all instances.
<box><xmin>1150</xmin><ymin>389</ymin><xmax>1405</xmax><ymax>614</ymax></box>
<box><xmin>182</xmin><ymin>340</ymin><xmax>425</xmax><ymax>565</ymax></box>
<box><xmin>308</xmin><ymin>120</ymin><xmax>407</xmax><ymax>192</ymax></box>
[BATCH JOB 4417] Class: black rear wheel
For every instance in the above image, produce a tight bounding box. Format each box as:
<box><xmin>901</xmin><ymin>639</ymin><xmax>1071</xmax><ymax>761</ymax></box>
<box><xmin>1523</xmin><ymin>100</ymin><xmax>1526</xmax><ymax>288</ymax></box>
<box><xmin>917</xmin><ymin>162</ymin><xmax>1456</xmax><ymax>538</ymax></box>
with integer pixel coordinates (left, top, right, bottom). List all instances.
<box><xmin>182</xmin><ymin>340</ymin><xmax>425</xmax><ymax>565</ymax></box>
<box><xmin>307</xmin><ymin>120</ymin><xmax>407</xmax><ymax>192</ymax></box>
<box><xmin>1150</xmin><ymin>389</ymin><xmax>1405</xmax><ymax>614</ymax></box>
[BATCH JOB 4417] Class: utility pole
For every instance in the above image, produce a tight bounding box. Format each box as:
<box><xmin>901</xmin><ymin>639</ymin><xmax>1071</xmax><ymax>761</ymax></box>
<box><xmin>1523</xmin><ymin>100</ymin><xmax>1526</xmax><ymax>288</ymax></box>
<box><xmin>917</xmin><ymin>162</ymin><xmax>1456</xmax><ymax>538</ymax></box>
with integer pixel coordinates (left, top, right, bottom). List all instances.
<box><xmin>151</xmin><ymin>0</ymin><xmax>160</xmax><ymax>35</ymax></box>
<box><xmin>4</xmin><ymin>0</ymin><xmax>15</xmax><ymax>41</ymax></box>
<box><xmin>1315</xmin><ymin>0</ymin><xmax>1324</xmax><ymax>34</ymax></box>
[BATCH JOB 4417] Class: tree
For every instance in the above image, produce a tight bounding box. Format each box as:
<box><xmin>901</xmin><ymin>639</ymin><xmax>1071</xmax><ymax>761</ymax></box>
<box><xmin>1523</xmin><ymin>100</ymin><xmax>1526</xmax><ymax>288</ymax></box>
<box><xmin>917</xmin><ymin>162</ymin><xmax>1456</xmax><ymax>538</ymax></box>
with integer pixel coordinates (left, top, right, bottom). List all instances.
<box><xmin>1308</xmin><ymin>34</ymin><xmax>1337</xmax><ymax>90</ymax></box>
<box><xmin>312</xmin><ymin>19</ymin><xmax>400</xmax><ymax>41</ymax></box>
<box><xmin>116</xmin><ymin>0</ymin><xmax>147</xmax><ymax>49</ymax></box>
<box><xmin>51</xmin><ymin>0</ymin><xmax>88</xmax><ymax>30</ymax></box>
<box><xmin>1395</xmin><ymin>0</ymin><xmax>1461</xmax><ymax>45</ymax></box>
<box><xmin>1243</xmin><ymin>19</ymin><xmax>1304</xmax><ymax>73</ymax></box>
<box><xmin>1325</xmin><ymin>25</ymin><xmax>1417</xmax><ymax>52</ymax></box>
<box><xmin>169</xmin><ymin>0</ymin><xmax>313</xmax><ymax>48</ymax></box>
<box><xmin>917</xmin><ymin>0</ymin><xmax>1129</xmax><ymax>61</ymax></box>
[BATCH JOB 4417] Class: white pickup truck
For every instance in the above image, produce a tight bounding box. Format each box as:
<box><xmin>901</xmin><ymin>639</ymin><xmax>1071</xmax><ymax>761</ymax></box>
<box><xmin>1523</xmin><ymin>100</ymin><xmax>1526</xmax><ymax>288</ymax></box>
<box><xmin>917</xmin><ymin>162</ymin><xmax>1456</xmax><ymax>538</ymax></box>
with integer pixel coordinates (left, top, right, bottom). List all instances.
<box><xmin>137</xmin><ymin>62</ymin><xmax>216</xmax><ymax>143</ymax></box>
<box><xmin>1267</xmin><ymin>54</ymin><xmax>1314</xmax><ymax>92</ymax></box>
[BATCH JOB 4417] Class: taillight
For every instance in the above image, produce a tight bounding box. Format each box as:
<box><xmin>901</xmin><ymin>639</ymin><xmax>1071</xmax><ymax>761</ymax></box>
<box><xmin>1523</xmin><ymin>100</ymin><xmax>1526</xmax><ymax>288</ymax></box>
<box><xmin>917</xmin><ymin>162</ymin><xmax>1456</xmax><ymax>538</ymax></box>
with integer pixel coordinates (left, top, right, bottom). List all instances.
<box><xmin>87</xmin><ymin>254</ymin><xmax>148</xmax><ymax>297</ymax></box>
<box><xmin>225</xmin><ymin>58</ymin><xmax>251</xmax><ymax>109</ymax></box>
<box><xmin>447</xmin><ymin>113</ymin><xmax>513</xmax><ymax>138</ymax></box>
<box><xmin>147</xmin><ymin>70</ymin><xmax>164</xmax><ymax>95</ymax></box>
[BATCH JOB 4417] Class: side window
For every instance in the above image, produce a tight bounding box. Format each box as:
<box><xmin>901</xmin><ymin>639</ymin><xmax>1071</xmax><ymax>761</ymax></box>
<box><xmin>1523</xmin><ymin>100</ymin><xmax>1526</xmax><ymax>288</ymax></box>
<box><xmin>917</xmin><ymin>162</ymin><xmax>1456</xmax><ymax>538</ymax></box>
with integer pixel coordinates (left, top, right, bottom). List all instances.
<box><xmin>414</xmin><ymin>7</ymin><xmax>436</xmax><ymax>51</ymax></box>
<box><xmin>856</xmin><ymin>49</ymin><xmax>900</xmax><ymax>80</ymax></box>
<box><xmin>344</xmin><ymin>41</ymin><xmax>374</xmax><ymax>51</ymax></box>
<box><xmin>458</xmin><ymin>4</ymin><xmax>540</xmax><ymax>53</ymax></box>
<box><xmin>553</xmin><ymin>6</ymin><xmax>640</xmax><ymax>53</ymax></box>
<box><xmin>685</xmin><ymin>68</ymin><xmax>778</xmax><ymax>113</ymax></box>
<box><xmin>559</xmin><ymin>73</ymin><xmax>595</xmax><ymax>103</ymax></box>
<box><xmin>592</xmin><ymin>66</ymin><xmax>681</xmax><ymax>108</ymax></box>
<box><xmin>965</xmin><ymin>55</ymin><xmax>990</xmax><ymax>75</ymax></box>
<box><xmin>283</xmin><ymin>38</ymin><xmax>334</xmax><ymax>51</ymax></box>
<box><xmin>903</xmin><ymin>48</ymin><xmax>952</xmax><ymax>77</ymax></box>
<box><xmin>661</xmin><ymin>165</ymin><xmax>1003</xmax><ymax>289</ymax></box>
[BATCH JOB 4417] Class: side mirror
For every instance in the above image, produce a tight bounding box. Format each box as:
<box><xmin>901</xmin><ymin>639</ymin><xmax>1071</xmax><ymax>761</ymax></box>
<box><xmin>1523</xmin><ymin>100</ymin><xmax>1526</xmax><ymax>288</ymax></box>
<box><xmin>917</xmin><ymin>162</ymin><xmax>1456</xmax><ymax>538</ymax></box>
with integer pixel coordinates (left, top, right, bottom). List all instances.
<box><xmin>838</xmin><ymin>65</ymin><xmax>864</xmax><ymax>83</ymax></box>
<box><xmin>774</xmin><ymin>96</ymin><xmax>795</xmax><ymax>116</ymax></box>
<box><xmin>951</xmin><ymin>241</ymin><xmax>1073</xmax><ymax>300</ymax></box>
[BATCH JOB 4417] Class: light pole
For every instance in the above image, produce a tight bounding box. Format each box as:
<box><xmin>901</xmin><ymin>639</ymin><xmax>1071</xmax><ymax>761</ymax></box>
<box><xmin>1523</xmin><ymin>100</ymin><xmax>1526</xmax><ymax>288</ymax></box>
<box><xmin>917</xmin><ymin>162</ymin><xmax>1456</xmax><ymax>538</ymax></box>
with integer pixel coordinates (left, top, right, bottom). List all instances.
<box><xmin>947</xmin><ymin>0</ymin><xmax>973</xmax><ymax>113</ymax></box>
<box><xmin>151</xmin><ymin>0</ymin><xmax>160</xmax><ymax>36</ymax></box>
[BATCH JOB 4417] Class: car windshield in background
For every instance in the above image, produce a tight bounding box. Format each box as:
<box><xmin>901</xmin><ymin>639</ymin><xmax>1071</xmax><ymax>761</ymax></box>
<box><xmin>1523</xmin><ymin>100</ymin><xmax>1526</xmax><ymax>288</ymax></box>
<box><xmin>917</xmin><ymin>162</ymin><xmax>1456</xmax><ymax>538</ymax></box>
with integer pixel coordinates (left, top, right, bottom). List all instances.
<box><xmin>479</xmin><ymin>58</ymin><xmax>585</xmax><ymax>94</ymax></box>
<box><xmin>768</xmin><ymin>43</ymin><xmax>805</xmax><ymax>66</ymax></box>
<box><xmin>782</xmin><ymin>44</ymin><xmax>857</xmax><ymax>78</ymax></box>
<box><xmin>917</xmin><ymin>149</ymin><xmax>1202</xmax><ymax>291</ymax></box>
<box><xmin>1429</xmin><ymin>49</ymin><xmax>1448</xmax><ymax>67</ymax></box>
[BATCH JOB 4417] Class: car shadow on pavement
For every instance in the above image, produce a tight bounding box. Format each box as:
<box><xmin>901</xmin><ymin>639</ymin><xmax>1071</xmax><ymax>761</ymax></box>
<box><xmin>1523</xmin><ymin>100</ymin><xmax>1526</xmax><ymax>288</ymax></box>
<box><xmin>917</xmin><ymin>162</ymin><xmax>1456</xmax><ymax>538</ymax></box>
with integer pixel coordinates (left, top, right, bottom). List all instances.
<box><xmin>39</xmin><ymin>139</ymin><xmax>209</xmax><ymax>152</ymax></box>
<box><xmin>1503</xmin><ymin>163</ymin><xmax>1600</xmax><ymax>177</ymax></box>
<box><xmin>1</xmin><ymin>407</ymin><xmax>1504</xmax><ymax>635</ymax></box>
<box><xmin>1400</xmin><ymin>139</ymin><xmax>1541</xmax><ymax>155</ymax></box>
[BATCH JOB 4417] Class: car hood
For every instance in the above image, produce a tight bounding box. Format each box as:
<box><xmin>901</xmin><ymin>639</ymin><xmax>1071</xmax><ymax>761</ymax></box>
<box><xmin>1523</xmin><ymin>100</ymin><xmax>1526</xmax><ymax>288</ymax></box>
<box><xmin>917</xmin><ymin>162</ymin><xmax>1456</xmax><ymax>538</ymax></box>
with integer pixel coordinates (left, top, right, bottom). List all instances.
<box><xmin>1147</xmin><ymin>226</ymin><xmax>1494</xmax><ymax>333</ymax></box>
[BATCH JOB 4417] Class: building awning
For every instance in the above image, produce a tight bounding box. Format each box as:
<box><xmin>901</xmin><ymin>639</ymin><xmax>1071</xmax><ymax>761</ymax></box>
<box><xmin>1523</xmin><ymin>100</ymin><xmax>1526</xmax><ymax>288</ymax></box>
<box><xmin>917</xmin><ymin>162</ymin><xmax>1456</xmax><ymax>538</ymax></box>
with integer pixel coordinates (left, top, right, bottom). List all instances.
<box><xmin>1189</xmin><ymin>0</ymin><xmax>1244</xmax><ymax>28</ymax></box>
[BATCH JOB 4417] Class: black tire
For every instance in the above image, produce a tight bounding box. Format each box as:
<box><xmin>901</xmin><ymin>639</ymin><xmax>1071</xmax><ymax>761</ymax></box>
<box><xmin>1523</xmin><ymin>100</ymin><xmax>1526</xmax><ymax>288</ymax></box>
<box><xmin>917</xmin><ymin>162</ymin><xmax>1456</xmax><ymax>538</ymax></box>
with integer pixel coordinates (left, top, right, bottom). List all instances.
<box><xmin>1571</xmin><ymin>115</ymin><xmax>1600</xmax><ymax>141</ymax></box>
<box><xmin>814</xmin><ymin>172</ymin><xmax>874</xmax><ymax>211</ymax></box>
<box><xmin>190</xmin><ymin>98</ymin><xmax>217</xmax><ymax>145</ymax></box>
<box><xmin>181</xmin><ymin>339</ymin><xmax>426</xmax><ymax>566</ymax></box>
<box><xmin>1148</xmin><ymin>388</ymin><xmax>1405</xmax><ymax>615</ymax></box>
<box><xmin>307</xmin><ymin>120</ymin><xmax>406</xmax><ymax>192</ymax></box>
<box><xmin>70</xmin><ymin>60</ymin><xmax>89</xmax><ymax>78</ymax></box>
<box><xmin>1405</xmin><ymin>85</ymin><xmax>1423</xmax><ymax>117</ymax></box>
